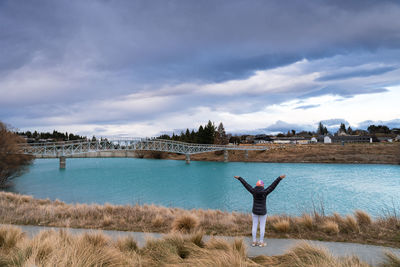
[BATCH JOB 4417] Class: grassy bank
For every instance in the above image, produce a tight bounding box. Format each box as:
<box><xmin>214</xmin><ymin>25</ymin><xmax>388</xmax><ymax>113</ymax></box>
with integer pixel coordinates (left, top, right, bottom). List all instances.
<box><xmin>142</xmin><ymin>143</ymin><xmax>400</xmax><ymax>165</ymax></box>
<box><xmin>1</xmin><ymin>192</ymin><xmax>400</xmax><ymax>248</ymax></box>
<box><xmin>1</xmin><ymin>225</ymin><xmax>399</xmax><ymax>267</ymax></box>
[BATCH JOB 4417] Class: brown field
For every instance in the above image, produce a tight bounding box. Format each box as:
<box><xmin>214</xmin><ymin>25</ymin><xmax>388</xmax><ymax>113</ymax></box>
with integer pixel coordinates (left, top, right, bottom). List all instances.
<box><xmin>138</xmin><ymin>143</ymin><xmax>400</xmax><ymax>165</ymax></box>
<box><xmin>1</xmin><ymin>225</ymin><xmax>399</xmax><ymax>267</ymax></box>
<box><xmin>1</xmin><ymin>192</ymin><xmax>400</xmax><ymax>248</ymax></box>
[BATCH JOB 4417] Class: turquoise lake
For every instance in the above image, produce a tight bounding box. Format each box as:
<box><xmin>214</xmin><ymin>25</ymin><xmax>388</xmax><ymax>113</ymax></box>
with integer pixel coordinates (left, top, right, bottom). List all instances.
<box><xmin>5</xmin><ymin>158</ymin><xmax>400</xmax><ymax>216</ymax></box>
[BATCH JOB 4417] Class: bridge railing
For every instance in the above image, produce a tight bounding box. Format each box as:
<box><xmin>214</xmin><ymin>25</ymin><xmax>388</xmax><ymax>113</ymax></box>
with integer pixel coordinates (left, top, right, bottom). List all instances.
<box><xmin>21</xmin><ymin>138</ymin><xmax>267</xmax><ymax>156</ymax></box>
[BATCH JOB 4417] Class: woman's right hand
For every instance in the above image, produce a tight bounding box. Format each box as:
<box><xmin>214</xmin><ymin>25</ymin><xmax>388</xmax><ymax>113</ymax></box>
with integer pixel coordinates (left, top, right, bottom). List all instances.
<box><xmin>234</xmin><ymin>176</ymin><xmax>240</xmax><ymax>179</ymax></box>
<box><xmin>279</xmin><ymin>174</ymin><xmax>286</xmax><ymax>179</ymax></box>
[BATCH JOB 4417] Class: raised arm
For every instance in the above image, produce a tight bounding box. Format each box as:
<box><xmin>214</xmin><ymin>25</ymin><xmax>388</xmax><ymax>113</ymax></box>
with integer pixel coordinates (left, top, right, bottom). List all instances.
<box><xmin>264</xmin><ymin>174</ymin><xmax>285</xmax><ymax>194</ymax></box>
<box><xmin>234</xmin><ymin>176</ymin><xmax>254</xmax><ymax>194</ymax></box>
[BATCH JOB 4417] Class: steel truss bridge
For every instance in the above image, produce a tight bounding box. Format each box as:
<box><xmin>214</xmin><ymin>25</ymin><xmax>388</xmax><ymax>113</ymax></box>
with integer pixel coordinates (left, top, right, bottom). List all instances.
<box><xmin>21</xmin><ymin>138</ymin><xmax>266</xmax><ymax>168</ymax></box>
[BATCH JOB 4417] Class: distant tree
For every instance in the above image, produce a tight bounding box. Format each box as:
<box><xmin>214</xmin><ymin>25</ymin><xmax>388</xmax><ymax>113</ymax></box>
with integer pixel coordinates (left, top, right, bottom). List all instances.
<box><xmin>339</xmin><ymin>123</ymin><xmax>347</xmax><ymax>133</ymax></box>
<box><xmin>215</xmin><ymin>122</ymin><xmax>228</xmax><ymax>145</ymax></box>
<box><xmin>317</xmin><ymin>122</ymin><xmax>328</xmax><ymax>135</ymax></box>
<box><xmin>203</xmin><ymin>120</ymin><xmax>216</xmax><ymax>144</ymax></box>
<box><xmin>0</xmin><ymin>122</ymin><xmax>33</xmax><ymax>188</ymax></box>
<box><xmin>368</xmin><ymin>125</ymin><xmax>390</xmax><ymax>134</ymax></box>
<box><xmin>291</xmin><ymin>129</ymin><xmax>296</xmax><ymax>136</ymax></box>
<box><xmin>347</xmin><ymin>126</ymin><xmax>353</xmax><ymax>135</ymax></box>
<box><xmin>197</xmin><ymin>125</ymin><xmax>205</xmax><ymax>143</ymax></box>
<box><xmin>229</xmin><ymin>135</ymin><xmax>241</xmax><ymax>144</ymax></box>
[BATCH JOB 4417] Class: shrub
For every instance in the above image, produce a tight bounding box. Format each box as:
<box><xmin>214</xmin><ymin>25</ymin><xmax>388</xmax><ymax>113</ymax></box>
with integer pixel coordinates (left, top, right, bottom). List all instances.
<box><xmin>171</xmin><ymin>214</ymin><xmax>199</xmax><ymax>233</ymax></box>
<box><xmin>0</xmin><ymin>122</ymin><xmax>33</xmax><ymax>188</ymax></box>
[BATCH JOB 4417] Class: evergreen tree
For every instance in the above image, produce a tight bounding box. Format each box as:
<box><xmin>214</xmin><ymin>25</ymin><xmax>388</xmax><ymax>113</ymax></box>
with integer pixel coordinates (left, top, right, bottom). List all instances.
<box><xmin>197</xmin><ymin>125</ymin><xmax>205</xmax><ymax>143</ymax></box>
<box><xmin>203</xmin><ymin>120</ymin><xmax>216</xmax><ymax>144</ymax></box>
<box><xmin>347</xmin><ymin>126</ymin><xmax>353</xmax><ymax>135</ymax></box>
<box><xmin>215</xmin><ymin>122</ymin><xmax>228</xmax><ymax>145</ymax></box>
<box><xmin>317</xmin><ymin>122</ymin><xmax>325</xmax><ymax>135</ymax></box>
<box><xmin>339</xmin><ymin>123</ymin><xmax>347</xmax><ymax>133</ymax></box>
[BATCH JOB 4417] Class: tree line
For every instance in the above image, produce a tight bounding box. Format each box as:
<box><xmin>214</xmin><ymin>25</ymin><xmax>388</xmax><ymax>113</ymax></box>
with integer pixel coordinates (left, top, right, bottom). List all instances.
<box><xmin>158</xmin><ymin>120</ymin><xmax>229</xmax><ymax>145</ymax></box>
<box><xmin>17</xmin><ymin>130</ymin><xmax>85</xmax><ymax>142</ymax></box>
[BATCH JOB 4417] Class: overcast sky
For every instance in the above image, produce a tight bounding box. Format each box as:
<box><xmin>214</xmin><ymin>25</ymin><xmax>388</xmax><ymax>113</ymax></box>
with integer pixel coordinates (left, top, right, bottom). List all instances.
<box><xmin>1</xmin><ymin>0</ymin><xmax>400</xmax><ymax>137</ymax></box>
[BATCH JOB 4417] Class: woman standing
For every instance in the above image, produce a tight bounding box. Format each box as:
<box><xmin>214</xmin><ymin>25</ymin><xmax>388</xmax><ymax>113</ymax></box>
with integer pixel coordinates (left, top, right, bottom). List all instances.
<box><xmin>234</xmin><ymin>174</ymin><xmax>286</xmax><ymax>247</ymax></box>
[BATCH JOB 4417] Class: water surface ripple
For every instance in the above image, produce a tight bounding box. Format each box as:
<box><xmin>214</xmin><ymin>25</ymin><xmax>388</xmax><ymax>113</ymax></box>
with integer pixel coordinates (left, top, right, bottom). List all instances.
<box><xmin>6</xmin><ymin>158</ymin><xmax>400</xmax><ymax>216</ymax></box>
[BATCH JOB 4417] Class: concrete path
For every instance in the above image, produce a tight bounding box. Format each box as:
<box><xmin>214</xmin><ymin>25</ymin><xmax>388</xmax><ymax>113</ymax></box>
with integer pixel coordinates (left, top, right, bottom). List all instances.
<box><xmin>4</xmin><ymin>224</ymin><xmax>400</xmax><ymax>266</ymax></box>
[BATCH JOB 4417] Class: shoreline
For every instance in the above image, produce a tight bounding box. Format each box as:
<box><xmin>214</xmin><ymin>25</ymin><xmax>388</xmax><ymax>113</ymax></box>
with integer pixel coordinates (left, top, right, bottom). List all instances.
<box><xmin>1</xmin><ymin>191</ymin><xmax>399</xmax><ymax>248</ymax></box>
<box><xmin>33</xmin><ymin>142</ymin><xmax>400</xmax><ymax>165</ymax></box>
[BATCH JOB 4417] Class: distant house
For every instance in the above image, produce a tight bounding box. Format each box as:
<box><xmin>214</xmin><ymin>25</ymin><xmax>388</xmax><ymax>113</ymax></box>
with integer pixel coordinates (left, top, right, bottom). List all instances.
<box><xmin>377</xmin><ymin>137</ymin><xmax>393</xmax><ymax>143</ymax></box>
<box><xmin>254</xmin><ymin>134</ymin><xmax>272</xmax><ymax>144</ymax></box>
<box><xmin>324</xmin><ymin>136</ymin><xmax>332</xmax><ymax>144</ymax></box>
<box><xmin>334</xmin><ymin>135</ymin><xmax>372</xmax><ymax>143</ymax></box>
<box><xmin>245</xmin><ymin>135</ymin><xmax>255</xmax><ymax>144</ymax></box>
<box><xmin>396</xmin><ymin>135</ymin><xmax>400</xmax><ymax>142</ymax></box>
<box><xmin>270</xmin><ymin>136</ymin><xmax>310</xmax><ymax>144</ymax></box>
<box><xmin>310</xmin><ymin>137</ymin><xmax>318</xmax><ymax>143</ymax></box>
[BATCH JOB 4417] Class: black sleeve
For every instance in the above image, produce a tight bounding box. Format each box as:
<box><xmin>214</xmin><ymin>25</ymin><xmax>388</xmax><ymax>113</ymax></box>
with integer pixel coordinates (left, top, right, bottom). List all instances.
<box><xmin>238</xmin><ymin>177</ymin><xmax>254</xmax><ymax>194</ymax></box>
<box><xmin>264</xmin><ymin>177</ymin><xmax>282</xmax><ymax>194</ymax></box>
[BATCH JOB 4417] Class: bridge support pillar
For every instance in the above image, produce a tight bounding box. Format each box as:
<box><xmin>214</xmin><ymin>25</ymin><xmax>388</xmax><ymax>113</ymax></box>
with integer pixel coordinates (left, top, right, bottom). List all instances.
<box><xmin>224</xmin><ymin>150</ymin><xmax>229</xmax><ymax>162</ymax></box>
<box><xmin>59</xmin><ymin>156</ymin><xmax>66</xmax><ymax>169</ymax></box>
<box><xmin>244</xmin><ymin>150</ymin><xmax>248</xmax><ymax>161</ymax></box>
<box><xmin>185</xmin><ymin>154</ymin><xmax>191</xmax><ymax>164</ymax></box>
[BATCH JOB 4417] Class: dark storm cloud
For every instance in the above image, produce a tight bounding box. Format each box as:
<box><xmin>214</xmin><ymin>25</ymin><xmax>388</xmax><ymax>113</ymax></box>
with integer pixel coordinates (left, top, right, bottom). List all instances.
<box><xmin>1</xmin><ymin>0</ymin><xmax>400</xmax><ymax>131</ymax></box>
<box><xmin>2</xmin><ymin>0</ymin><xmax>400</xmax><ymax>82</ymax></box>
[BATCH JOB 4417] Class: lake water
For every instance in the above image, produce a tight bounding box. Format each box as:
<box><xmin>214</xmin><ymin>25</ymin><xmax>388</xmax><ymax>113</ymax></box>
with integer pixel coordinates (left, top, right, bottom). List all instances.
<box><xmin>5</xmin><ymin>158</ymin><xmax>400</xmax><ymax>217</ymax></box>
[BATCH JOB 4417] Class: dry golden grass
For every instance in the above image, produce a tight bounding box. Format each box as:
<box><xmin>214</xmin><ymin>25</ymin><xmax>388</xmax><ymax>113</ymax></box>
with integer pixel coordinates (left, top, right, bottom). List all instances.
<box><xmin>343</xmin><ymin>215</ymin><xmax>360</xmax><ymax>233</ymax></box>
<box><xmin>272</xmin><ymin>219</ymin><xmax>291</xmax><ymax>233</ymax></box>
<box><xmin>171</xmin><ymin>214</ymin><xmax>200</xmax><ymax>234</ymax></box>
<box><xmin>354</xmin><ymin>210</ymin><xmax>372</xmax><ymax>227</ymax></box>
<box><xmin>4</xmin><ymin>225</ymin><xmax>398</xmax><ymax>267</ymax></box>
<box><xmin>1</xmin><ymin>191</ymin><xmax>400</xmax><ymax>248</ymax></box>
<box><xmin>320</xmin><ymin>220</ymin><xmax>339</xmax><ymax>235</ymax></box>
<box><xmin>298</xmin><ymin>214</ymin><xmax>314</xmax><ymax>230</ymax></box>
<box><xmin>381</xmin><ymin>251</ymin><xmax>400</xmax><ymax>267</ymax></box>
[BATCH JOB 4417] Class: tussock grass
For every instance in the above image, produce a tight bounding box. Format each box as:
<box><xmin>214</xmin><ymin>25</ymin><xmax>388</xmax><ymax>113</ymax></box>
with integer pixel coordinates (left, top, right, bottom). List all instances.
<box><xmin>299</xmin><ymin>213</ymin><xmax>314</xmax><ymax>230</ymax></box>
<box><xmin>380</xmin><ymin>251</ymin><xmax>400</xmax><ymax>267</ymax></box>
<box><xmin>1</xmin><ymin>191</ymin><xmax>400</xmax><ymax>247</ymax></box>
<box><xmin>355</xmin><ymin>210</ymin><xmax>372</xmax><ymax>227</ymax></box>
<box><xmin>275</xmin><ymin>241</ymin><xmax>371</xmax><ymax>267</ymax></box>
<box><xmin>0</xmin><ymin>225</ymin><xmax>25</xmax><ymax>251</ymax></box>
<box><xmin>343</xmin><ymin>215</ymin><xmax>360</xmax><ymax>233</ymax></box>
<box><xmin>1</xmin><ymin>225</ymin><xmax>400</xmax><ymax>267</ymax></box>
<box><xmin>272</xmin><ymin>219</ymin><xmax>291</xmax><ymax>233</ymax></box>
<box><xmin>171</xmin><ymin>214</ymin><xmax>199</xmax><ymax>233</ymax></box>
<box><xmin>320</xmin><ymin>220</ymin><xmax>339</xmax><ymax>235</ymax></box>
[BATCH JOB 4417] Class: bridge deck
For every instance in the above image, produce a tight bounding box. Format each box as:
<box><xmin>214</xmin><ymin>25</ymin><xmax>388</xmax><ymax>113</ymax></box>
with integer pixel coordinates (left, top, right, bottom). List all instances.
<box><xmin>21</xmin><ymin>138</ymin><xmax>267</xmax><ymax>157</ymax></box>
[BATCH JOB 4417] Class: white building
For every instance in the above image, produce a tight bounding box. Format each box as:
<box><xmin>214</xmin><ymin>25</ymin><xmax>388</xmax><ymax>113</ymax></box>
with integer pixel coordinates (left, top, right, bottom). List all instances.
<box><xmin>324</xmin><ymin>136</ymin><xmax>332</xmax><ymax>143</ymax></box>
